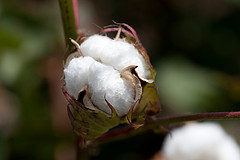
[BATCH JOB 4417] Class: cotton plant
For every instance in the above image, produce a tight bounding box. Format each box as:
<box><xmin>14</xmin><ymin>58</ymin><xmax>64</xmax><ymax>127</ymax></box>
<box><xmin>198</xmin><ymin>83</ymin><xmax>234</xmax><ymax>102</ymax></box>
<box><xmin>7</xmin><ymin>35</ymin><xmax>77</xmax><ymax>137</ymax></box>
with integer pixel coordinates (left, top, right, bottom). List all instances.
<box><xmin>62</xmin><ymin>23</ymin><xmax>161</xmax><ymax>140</ymax></box>
<box><xmin>59</xmin><ymin>2</ymin><xmax>240</xmax><ymax>158</ymax></box>
<box><xmin>162</xmin><ymin>122</ymin><xmax>240</xmax><ymax>160</ymax></box>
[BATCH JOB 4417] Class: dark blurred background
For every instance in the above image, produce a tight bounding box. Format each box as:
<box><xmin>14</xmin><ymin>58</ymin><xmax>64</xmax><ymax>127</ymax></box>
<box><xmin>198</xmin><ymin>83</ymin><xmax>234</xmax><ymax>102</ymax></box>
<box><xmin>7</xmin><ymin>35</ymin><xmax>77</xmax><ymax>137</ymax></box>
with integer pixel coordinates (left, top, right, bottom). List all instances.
<box><xmin>0</xmin><ymin>0</ymin><xmax>240</xmax><ymax>159</ymax></box>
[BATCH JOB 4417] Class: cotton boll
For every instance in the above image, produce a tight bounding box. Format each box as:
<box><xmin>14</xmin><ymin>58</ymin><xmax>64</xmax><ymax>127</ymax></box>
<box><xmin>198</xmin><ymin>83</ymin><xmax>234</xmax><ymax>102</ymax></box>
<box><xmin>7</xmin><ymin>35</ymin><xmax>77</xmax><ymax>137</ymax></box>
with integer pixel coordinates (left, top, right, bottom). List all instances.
<box><xmin>162</xmin><ymin>122</ymin><xmax>240</xmax><ymax>160</ymax></box>
<box><xmin>64</xmin><ymin>56</ymin><xmax>95</xmax><ymax>99</ymax></box>
<box><xmin>80</xmin><ymin>34</ymin><xmax>152</xmax><ymax>82</ymax></box>
<box><xmin>217</xmin><ymin>136</ymin><xmax>240</xmax><ymax>160</ymax></box>
<box><xmin>88</xmin><ymin>61</ymin><xmax>135</xmax><ymax>116</ymax></box>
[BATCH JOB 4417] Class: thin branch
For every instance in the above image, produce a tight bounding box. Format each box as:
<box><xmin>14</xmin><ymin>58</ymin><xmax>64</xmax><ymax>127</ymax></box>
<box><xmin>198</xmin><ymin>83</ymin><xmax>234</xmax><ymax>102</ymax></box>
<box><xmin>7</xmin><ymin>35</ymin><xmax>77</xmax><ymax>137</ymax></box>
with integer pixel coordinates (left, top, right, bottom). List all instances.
<box><xmin>96</xmin><ymin>111</ymin><xmax>240</xmax><ymax>143</ymax></box>
<box><xmin>147</xmin><ymin>111</ymin><xmax>240</xmax><ymax>127</ymax></box>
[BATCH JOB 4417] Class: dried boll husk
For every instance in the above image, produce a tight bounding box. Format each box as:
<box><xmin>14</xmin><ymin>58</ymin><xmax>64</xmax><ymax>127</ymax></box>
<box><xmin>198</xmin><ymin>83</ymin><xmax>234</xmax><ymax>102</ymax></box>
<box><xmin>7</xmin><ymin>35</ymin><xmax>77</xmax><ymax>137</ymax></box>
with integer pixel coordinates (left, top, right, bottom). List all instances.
<box><xmin>62</xmin><ymin>23</ymin><xmax>160</xmax><ymax>140</ymax></box>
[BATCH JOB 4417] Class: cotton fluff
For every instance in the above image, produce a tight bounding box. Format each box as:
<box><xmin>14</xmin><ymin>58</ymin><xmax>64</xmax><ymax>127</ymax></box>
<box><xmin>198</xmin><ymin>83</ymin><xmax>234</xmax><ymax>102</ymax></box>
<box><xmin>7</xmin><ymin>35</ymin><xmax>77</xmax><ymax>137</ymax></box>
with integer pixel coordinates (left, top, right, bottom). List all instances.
<box><xmin>64</xmin><ymin>56</ymin><xmax>95</xmax><ymax>99</ymax></box>
<box><xmin>64</xmin><ymin>34</ymin><xmax>149</xmax><ymax>117</ymax></box>
<box><xmin>80</xmin><ymin>34</ymin><xmax>151</xmax><ymax>82</ymax></box>
<box><xmin>88</xmin><ymin>61</ymin><xmax>135</xmax><ymax>116</ymax></box>
<box><xmin>162</xmin><ymin>122</ymin><xmax>240</xmax><ymax>160</ymax></box>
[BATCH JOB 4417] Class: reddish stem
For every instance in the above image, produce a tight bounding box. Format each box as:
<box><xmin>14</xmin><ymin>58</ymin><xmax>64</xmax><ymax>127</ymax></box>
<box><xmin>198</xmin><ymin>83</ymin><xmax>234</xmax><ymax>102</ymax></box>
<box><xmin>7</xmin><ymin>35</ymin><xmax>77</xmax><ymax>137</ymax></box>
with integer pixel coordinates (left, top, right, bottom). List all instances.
<box><xmin>72</xmin><ymin>0</ymin><xmax>79</xmax><ymax>31</ymax></box>
<box><xmin>96</xmin><ymin>111</ymin><xmax>240</xmax><ymax>143</ymax></box>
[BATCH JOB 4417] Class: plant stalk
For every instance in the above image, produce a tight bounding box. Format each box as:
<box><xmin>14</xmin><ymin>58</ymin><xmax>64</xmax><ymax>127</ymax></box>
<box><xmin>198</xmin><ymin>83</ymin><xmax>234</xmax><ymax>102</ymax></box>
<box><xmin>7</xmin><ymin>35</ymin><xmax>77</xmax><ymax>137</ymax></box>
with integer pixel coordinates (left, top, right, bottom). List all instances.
<box><xmin>96</xmin><ymin>111</ymin><xmax>240</xmax><ymax>143</ymax></box>
<box><xmin>59</xmin><ymin>1</ymin><xmax>84</xmax><ymax>159</ymax></box>
<box><xmin>58</xmin><ymin>0</ymin><xmax>79</xmax><ymax>47</ymax></box>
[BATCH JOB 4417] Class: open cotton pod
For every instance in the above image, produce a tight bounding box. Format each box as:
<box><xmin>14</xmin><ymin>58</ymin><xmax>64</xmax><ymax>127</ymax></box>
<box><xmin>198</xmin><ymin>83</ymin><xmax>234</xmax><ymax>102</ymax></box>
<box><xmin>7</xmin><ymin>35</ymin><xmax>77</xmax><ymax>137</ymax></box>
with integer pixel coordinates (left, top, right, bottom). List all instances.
<box><xmin>162</xmin><ymin>122</ymin><xmax>240</xmax><ymax>160</ymax></box>
<box><xmin>62</xmin><ymin>23</ymin><xmax>160</xmax><ymax>140</ymax></box>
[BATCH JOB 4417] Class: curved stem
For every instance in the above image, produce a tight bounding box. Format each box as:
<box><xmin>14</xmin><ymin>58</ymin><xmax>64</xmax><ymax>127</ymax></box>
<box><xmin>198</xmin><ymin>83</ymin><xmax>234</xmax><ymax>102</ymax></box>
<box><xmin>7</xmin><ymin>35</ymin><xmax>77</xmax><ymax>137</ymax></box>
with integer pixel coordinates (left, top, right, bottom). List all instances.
<box><xmin>96</xmin><ymin>111</ymin><xmax>240</xmax><ymax>143</ymax></box>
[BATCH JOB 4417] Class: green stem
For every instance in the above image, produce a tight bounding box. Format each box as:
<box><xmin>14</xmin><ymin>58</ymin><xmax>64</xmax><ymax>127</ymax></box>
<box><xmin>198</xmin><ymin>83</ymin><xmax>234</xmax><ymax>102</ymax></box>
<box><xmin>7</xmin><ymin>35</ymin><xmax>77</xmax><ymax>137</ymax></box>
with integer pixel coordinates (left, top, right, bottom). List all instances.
<box><xmin>96</xmin><ymin>111</ymin><xmax>240</xmax><ymax>143</ymax></box>
<box><xmin>59</xmin><ymin>1</ymin><xmax>84</xmax><ymax>159</ymax></box>
<box><xmin>59</xmin><ymin>0</ymin><xmax>78</xmax><ymax>47</ymax></box>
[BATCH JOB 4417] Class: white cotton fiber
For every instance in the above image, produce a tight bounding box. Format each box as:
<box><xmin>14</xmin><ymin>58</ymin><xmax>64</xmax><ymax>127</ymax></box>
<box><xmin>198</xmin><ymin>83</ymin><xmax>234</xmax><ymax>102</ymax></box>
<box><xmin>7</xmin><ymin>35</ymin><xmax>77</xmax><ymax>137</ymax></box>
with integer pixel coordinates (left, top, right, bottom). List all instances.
<box><xmin>80</xmin><ymin>35</ymin><xmax>112</xmax><ymax>61</ymax></box>
<box><xmin>87</xmin><ymin>61</ymin><xmax>135</xmax><ymax>116</ymax></box>
<box><xmin>80</xmin><ymin>35</ymin><xmax>152</xmax><ymax>82</ymax></box>
<box><xmin>64</xmin><ymin>56</ymin><xmax>95</xmax><ymax>99</ymax></box>
<box><xmin>162</xmin><ymin>122</ymin><xmax>240</xmax><ymax>160</ymax></box>
<box><xmin>64</xmin><ymin>34</ymin><xmax>153</xmax><ymax>116</ymax></box>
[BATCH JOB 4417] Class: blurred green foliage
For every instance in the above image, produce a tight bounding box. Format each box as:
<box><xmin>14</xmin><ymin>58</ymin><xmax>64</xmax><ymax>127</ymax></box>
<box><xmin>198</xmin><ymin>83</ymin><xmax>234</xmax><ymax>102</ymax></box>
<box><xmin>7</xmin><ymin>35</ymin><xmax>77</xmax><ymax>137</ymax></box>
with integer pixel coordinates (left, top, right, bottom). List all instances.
<box><xmin>0</xmin><ymin>0</ymin><xmax>240</xmax><ymax>159</ymax></box>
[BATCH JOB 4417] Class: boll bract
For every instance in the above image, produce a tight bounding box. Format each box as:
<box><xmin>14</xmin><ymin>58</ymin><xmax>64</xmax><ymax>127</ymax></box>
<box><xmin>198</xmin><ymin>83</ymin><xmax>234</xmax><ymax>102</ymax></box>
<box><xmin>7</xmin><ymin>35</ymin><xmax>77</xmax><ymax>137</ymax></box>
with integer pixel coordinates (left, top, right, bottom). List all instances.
<box><xmin>62</xmin><ymin>23</ymin><xmax>160</xmax><ymax>140</ymax></box>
